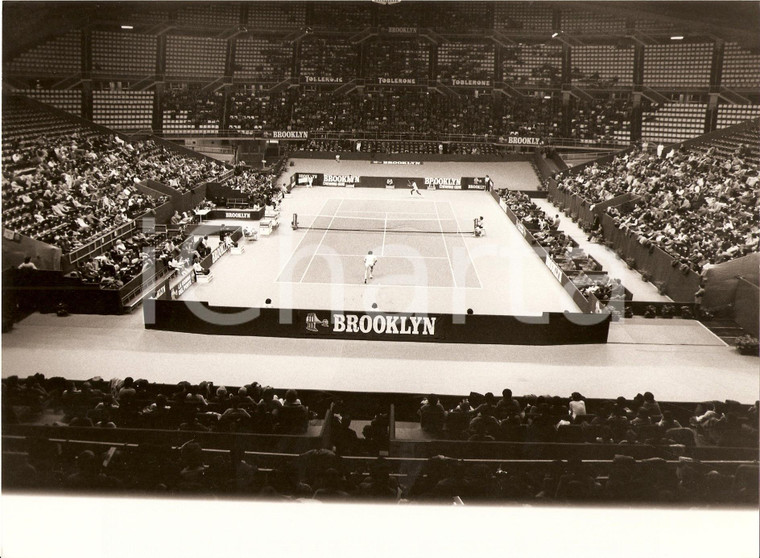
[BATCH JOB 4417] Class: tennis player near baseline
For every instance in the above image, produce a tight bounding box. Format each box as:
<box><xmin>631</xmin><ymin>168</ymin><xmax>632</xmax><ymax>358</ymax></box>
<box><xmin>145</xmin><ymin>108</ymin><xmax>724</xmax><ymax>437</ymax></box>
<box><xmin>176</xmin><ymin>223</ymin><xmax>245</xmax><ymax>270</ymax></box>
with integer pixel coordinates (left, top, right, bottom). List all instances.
<box><xmin>409</xmin><ymin>180</ymin><xmax>423</xmax><ymax>196</ymax></box>
<box><xmin>364</xmin><ymin>250</ymin><xmax>377</xmax><ymax>284</ymax></box>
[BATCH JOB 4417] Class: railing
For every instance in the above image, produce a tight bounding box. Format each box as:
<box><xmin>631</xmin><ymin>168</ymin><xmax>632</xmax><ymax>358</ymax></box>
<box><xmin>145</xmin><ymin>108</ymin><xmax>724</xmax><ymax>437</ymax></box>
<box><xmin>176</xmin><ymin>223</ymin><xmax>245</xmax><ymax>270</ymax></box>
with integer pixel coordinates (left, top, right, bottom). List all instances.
<box><xmin>185</xmin><ymin>145</ymin><xmax>234</xmax><ymax>155</ymax></box>
<box><xmin>160</xmin><ymin>128</ymin><xmax>630</xmax><ymax>150</ymax></box>
<box><xmin>66</xmin><ymin>221</ymin><xmax>136</xmax><ymax>267</ymax></box>
<box><xmin>493</xmin><ymin>189</ymin><xmax>602</xmax><ymax>315</ymax></box>
<box><xmin>119</xmin><ymin>264</ymin><xmax>174</xmax><ymax>309</ymax></box>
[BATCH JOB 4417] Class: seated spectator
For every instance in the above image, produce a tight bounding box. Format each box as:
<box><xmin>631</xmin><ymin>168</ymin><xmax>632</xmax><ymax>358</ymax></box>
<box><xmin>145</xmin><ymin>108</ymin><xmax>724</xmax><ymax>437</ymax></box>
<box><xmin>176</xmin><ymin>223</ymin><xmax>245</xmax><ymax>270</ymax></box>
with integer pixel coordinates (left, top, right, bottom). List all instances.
<box><xmin>631</xmin><ymin>408</ymin><xmax>652</xmax><ymax>427</ymax></box>
<box><xmin>469</xmin><ymin>406</ymin><xmax>500</xmax><ymax>439</ymax></box>
<box><xmin>419</xmin><ymin>394</ymin><xmax>446</xmax><ymax>435</ymax></box>
<box><xmin>658</xmin><ymin>411</ymin><xmax>682</xmax><ymax>430</ymax></box>
<box><xmin>569</xmin><ymin>392</ymin><xmax>587</xmax><ymax>420</ymax></box>
<box><xmin>17</xmin><ymin>256</ymin><xmax>37</xmax><ymax>270</ymax></box>
<box><xmin>250</xmin><ymin>401</ymin><xmax>275</xmax><ymax>434</ymax></box>
<box><xmin>641</xmin><ymin>392</ymin><xmax>662</xmax><ymax>419</ymax></box>
<box><xmin>116</xmin><ymin>377</ymin><xmax>137</xmax><ymax>402</ymax></box>
<box><xmin>219</xmin><ymin>395</ymin><xmax>251</xmax><ymax>431</ymax></box>
<box><xmin>65</xmin><ymin>449</ymin><xmax>121</xmax><ymax>489</ymax></box>
<box><xmin>273</xmin><ymin>389</ymin><xmax>308</xmax><ymax>434</ymax></box>
<box><xmin>495</xmin><ymin>389</ymin><xmax>521</xmax><ymax>420</ymax></box>
<box><xmin>312</xmin><ymin>468</ymin><xmax>350</xmax><ymax>502</ymax></box>
<box><xmin>356</xmin><ymin>458</ymin><xmax>400</xmax><ymax>500</ymax></box>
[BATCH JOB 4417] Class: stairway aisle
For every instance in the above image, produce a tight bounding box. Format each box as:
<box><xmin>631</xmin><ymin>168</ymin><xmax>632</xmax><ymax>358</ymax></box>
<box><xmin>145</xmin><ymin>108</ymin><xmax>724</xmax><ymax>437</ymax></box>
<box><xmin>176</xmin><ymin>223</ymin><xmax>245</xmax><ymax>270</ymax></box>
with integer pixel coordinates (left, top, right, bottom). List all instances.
<box><xmin>701</xmin><ymin>318</ymin><xmax>751</xmax><ymax>346</ymax></box>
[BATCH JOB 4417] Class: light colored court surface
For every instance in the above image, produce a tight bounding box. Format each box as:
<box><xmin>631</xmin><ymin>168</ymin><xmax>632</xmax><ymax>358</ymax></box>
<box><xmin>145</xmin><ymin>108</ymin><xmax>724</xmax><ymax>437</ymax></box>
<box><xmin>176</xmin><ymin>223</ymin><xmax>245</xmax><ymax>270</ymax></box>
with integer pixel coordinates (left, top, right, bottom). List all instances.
<box><xmin>277</xmin><ymin>198</ymin><xmax>480</xmax><ymax>288</ymax></box>
<box><xmin>3</xmin><ymin>312</ymin><xmax>758</xmax><ymax>404</ymax></box>
<box><xmin>181</xmin><ymin>185</ymin><xmax>579</xmax><ymax>315</ymax></box>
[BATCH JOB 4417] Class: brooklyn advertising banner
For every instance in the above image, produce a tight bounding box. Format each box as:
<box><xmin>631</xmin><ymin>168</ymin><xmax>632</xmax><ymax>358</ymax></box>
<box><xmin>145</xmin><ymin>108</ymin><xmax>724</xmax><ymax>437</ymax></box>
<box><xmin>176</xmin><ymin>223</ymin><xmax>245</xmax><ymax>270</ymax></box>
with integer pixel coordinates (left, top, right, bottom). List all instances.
<box><xmin>301</xmin><ymin>310</ymin><xmax>444</xmax><ymax>340</ymax></box>
<box><xmin>146</xmin><ymin>301</ymin><xmax>611</xmax><ymax>345</ymax></box>
<box><xmin>293</xmin><ymin>174</ymin><xmax>494</xmax><ymax>191</ymax></box>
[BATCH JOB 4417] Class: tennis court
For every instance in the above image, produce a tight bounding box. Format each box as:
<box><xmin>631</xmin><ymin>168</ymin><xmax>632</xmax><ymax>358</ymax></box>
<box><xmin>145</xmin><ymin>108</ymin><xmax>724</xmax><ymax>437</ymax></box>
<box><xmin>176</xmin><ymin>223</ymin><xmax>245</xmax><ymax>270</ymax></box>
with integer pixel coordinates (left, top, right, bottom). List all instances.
<box><xmin>182</xmin><ymin>182</ymin><xmax>581</xmax><ymax>316</ymax></box>
<box><xmin>277</xmin><ymin>198</ymin><xmax>481</xmax><ymax>288</ymax></box>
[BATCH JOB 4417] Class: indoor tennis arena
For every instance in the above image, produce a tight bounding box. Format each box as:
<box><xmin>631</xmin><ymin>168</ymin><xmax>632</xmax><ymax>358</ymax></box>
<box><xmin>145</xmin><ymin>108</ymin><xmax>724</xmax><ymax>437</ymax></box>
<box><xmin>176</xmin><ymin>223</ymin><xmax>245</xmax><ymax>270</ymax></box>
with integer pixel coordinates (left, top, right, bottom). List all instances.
<box><xmin>2</xmin><ymin>2</ymin><xmax>758</xmax><ymax>557</ymax></box>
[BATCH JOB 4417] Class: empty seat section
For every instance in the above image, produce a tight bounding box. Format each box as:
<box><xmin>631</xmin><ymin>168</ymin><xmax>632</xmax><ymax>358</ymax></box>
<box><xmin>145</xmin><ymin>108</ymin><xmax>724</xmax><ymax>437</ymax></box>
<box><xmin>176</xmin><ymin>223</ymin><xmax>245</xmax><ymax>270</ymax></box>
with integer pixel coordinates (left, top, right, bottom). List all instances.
<box><xmin>641</xmin><ymin>102</ymin><xmax>707</xmax><ymax>143</ymax></box>
<box><xmin>721</xmin><ymin>43</ymin><xmax>760</xmax><ymax>89</ymax></box>
<box><xmin>716</xmin><ymin>105</ymin><xmax>760</xmax><ymax>129</ymax></box>
<box><xmin>633</xmin><ymin>18</ymin><xmax>679</xmax><ymax>35</ymax></box>
<box><xmin>6</xmin><ymin>31</ymin><xmax>81</xmax><ymax>75</ymax></box>
<box><xmin>311</xmin><ymin>2</ymin><xmax>373</xmax><ymax>29</ymax></box>
<box><xmin>366</xmin><ymin>40</ymin><xmax>430</xmax><ymax>81</ymax></box>
<box><xmin>559</xmin><ymin>7</ymin><xmax>627</xmax><ymax>34</ymax></box>
<box><xmin>92</xmin><ymin>31</ymin><xmax>157</xmax><ymax>76</ymax></box>
<box><xmin>19</xmin><ymin>89</ymin><xmax>82</xmax><ymax>117</ymax></box>
<box><xmin>246</xmin><ymin>2</ymin><xmax>306</xmax><ymax>29</ymax></box>
<box><xmin>494</xmin><ymin>3</ymin><xmax>553</xmax><ymax>31</ymax></box>
<box><xmin>437</xmin><ymin>42</ymin><xmax>495</xmax><ymax>83</ymax></box>
<box><xmin>571</xmin><ymin>45</ymin><xmax>635</xmax><ymax>87</ymax></box>
<box><xmin>643</xmin><ymin>43</ymin><xmax>712</xmax><ymax>88</ymax></box>
<box><xmin>300</xmin><ymin>37</ymin><xmax>357</xmax><ymax>81</ymax></box>
<box><xmin>377</xmin><ymin>1</ymin><xmax>489</xmax><ymax>30</ymax></box>
<box><xmin>92</xmin><ymin>90</ymin><xmax>154</xmax><ymax>131</ymax></box>
<box><xmin>166</xmin><ymin>35</ymin><xmax>226</xmax><ymax>79</ymax></box>
<box><xmin>503</xmin><ymin>44</ymin><xmax>562</xmax><ymax>87</ymax></box>
<box><xmin>177</xmin><ymin>4</ymin><xmax>240</xmax><ymax>28</ymax></box>
<box><xmin>234</xmin><ymin>38</ymin><xmax>292</xmax><ymax>81</ymax></box>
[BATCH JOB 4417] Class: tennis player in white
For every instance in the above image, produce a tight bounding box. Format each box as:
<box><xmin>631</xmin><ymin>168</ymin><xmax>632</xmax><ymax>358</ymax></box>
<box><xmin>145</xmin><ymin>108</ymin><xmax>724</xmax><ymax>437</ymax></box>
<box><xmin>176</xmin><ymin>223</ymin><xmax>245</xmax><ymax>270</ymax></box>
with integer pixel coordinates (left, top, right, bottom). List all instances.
<box><xmin>364</xmin><ymin>250</ymin><xmax>377</xmax><ymax>283</ymax></box>
<box><xmin>409</xmin><ymin>180</ymin><xmax>423</xmax><ymax>196</ymax></box>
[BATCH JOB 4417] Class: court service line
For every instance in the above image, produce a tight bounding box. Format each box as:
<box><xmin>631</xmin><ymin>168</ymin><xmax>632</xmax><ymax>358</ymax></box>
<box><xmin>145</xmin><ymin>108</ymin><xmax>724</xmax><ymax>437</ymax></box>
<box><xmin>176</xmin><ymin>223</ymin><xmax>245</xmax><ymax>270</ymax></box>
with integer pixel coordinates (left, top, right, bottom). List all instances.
<box><xmin>274</xmin><ymin>197</ymin><xmax>331</xmax><ymax>282</ymax></box>
<box><xmin>275</xmin><ymin>280</ymin><xmax>482</xmax><ymax>290</ymax></box>
<box><xmin>299</xmin><ymin>198</ymin><xmax>345</xmax><ymax>283</ymax></box>
<box><xmin>449</xmin><ymin>200</ymin><xmax>484</xmax><ymax>289</ymax></box>
<box><xmin>331</xmin><ymin>209</ymin><xmax>438</xmax><ymax>217</ymax></box>
<box><xmin>314</xmin><ymin>253</ymin><xmax>451</xmax><ymax>260</ymax></box>
<box><xmin>435</xmin><ymin>200</ymin><xmax>458</xmax><ymax>288</ymax></box>
<box><xmin>333</xmin><ymin>216</ymin><xmax>452</xmax><ymax>222</ymax></box>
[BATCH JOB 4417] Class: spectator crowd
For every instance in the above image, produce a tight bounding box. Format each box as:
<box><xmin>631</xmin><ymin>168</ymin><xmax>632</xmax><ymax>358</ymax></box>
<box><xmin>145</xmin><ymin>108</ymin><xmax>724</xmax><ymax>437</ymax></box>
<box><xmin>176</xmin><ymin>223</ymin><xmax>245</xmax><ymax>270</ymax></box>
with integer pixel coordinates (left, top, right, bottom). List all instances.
<box><xmin>556</xmin><ymin>135</ymin><xmax>759</xmax><ymax>272</ymax></box>
<box><xmin>3</xmin><ymin>373</ymin><xmax>757</xmax><ymax>505</ymax></box>
<box><xmin>3</xmin><ymin>126</ymin><xmax>226</xmax><ymax>253</ymax></box>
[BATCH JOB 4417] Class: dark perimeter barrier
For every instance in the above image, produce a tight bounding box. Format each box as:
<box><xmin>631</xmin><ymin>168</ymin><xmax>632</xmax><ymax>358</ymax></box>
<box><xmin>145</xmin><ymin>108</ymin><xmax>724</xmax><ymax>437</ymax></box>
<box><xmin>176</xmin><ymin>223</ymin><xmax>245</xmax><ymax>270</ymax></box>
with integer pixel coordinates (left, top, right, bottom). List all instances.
<box><xmin>144</xmin><ymin>301</ymin><xmax>610</xmax><ymax>346</ymax></box>
<box><xmin>291</xmin><ymin>173</ymin><xmax>490</xmax><ymax>190</ymax></box>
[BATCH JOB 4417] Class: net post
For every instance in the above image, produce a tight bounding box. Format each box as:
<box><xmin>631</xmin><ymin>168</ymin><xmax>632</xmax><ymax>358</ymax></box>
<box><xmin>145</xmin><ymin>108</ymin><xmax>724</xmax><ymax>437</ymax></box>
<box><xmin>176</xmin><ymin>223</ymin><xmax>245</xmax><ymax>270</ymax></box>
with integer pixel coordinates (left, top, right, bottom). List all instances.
<box><xmin>292</xmin><ymin>213</ymin><xmax>298</xmax><ymax>230</ymax></box>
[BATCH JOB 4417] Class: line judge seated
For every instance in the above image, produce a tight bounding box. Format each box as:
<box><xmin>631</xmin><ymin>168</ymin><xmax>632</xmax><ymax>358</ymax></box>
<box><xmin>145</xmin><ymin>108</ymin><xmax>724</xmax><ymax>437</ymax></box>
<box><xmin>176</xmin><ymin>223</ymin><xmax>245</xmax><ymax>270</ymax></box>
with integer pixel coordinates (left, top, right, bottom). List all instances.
<box><xmin>192</xmin><ymin>257</ymin><xmax>210</xmax><ymax>281</ymax></box>
<box><xmin>243</xmin><ymin>226</ymin><xmax>259</xmax><ymax>241</ymax></box>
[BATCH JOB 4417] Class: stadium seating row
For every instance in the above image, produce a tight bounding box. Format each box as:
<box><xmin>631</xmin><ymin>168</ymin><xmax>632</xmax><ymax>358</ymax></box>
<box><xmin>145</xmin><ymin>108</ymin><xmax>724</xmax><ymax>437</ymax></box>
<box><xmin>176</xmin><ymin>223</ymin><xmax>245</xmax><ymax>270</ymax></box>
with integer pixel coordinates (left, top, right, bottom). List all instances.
<box><xmin>7</xmin><ymin>32</ymin><xmax>760</xmax><ymax>91</ymax></box>
<box><xmin>3</xmin><ymin>373</ymin><xmax>757</xmax><ymax>503</ymax></box>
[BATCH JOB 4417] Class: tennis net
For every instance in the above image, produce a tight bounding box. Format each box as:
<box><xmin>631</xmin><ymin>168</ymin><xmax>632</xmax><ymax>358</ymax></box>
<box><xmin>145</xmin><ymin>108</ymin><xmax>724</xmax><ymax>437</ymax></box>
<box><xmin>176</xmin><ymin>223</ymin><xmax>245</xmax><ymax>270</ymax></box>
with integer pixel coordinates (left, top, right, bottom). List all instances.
<box><xmin>291</xmin><ymin>213</ymin><xmax>467</xmax><ymax>234</ymax></box>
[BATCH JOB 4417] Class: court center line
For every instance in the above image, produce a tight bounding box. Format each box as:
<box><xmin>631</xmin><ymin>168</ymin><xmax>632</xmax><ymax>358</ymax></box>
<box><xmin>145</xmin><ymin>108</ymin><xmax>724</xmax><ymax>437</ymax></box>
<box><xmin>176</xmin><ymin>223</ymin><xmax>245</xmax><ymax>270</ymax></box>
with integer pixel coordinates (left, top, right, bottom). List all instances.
<box><xmin>382</xmin><ymin>212</ymin><xmax>387</xmax><ymax>256</ymax></box>
<box><xmin>449</xmin><ymin>199</ymin><xmax>484</xmax><ymax>289</ymax></box>
<box><xmin>435</xmin><ymin>200</ymin><xmax>458</xmax><ymax>288</ymax></box>
<box><xmin>299</xmin><ymin>198</ymin><xmax>344</xmax><ymax>283</ymax></box>
<box><xmin>274</xmin><ymin>196</ymin><xmax>331</xmax><ymax>282</ymax></box>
